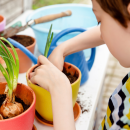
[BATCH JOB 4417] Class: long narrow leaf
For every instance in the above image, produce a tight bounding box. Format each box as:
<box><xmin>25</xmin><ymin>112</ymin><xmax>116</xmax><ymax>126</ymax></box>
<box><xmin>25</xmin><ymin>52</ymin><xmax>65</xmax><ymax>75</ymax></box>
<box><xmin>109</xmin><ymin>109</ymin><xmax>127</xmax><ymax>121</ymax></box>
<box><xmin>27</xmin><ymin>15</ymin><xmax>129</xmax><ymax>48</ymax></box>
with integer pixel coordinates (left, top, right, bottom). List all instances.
<box><xmin>0</xmin><ymin>63</ymin><xmax>13</xmax><ymax>98</ymax></box>
<box><xmin>0</xmin><ymin>37</ymin><xmax>19</xmax><ymax>90</ymax></box>
<box><xmin>0</xmin><ymin>54</ymin><xmax>16</xmax><ymax>66</ymax></box>
<box><xmin>0</xmin><ymin>46</ymin><xmax>15</xmax><ymax>68</ymax></box>
<box><xmin>46</xmin><ymin>32</ymin><xmax>53</xmax><ymax>57</ymax></box>
<box><xmin>0</xmin><ymin>40</ymin><xmax>15</xmax><ymax>64</ymax></box>
<box><xmin>2</xmin><ymin>38</ymin><xmax>19</xmax><ymax>66</ymax></box>
<box><xmin>49</xmin><ymin>32</ymin><xmax>53</xmax><ymax>47</ymax></box>
<box><xmin>0</xmin><ymin>64</ymin><xmax>12</xmax><ymax>90</ymax></box>
<box><xmin>0</xmin><ymin>53</ymin><xmax>15</xmax><ymax>81</ymax></box>
<box><xmin>0</xmin><ymin>37</ymin><xmax>19</xmax><ymax>99</ymax></box>
<box><xmin>0</xmin><ymin>44</ymin><xmax>15</xmax><ymax>86</ymax></box>
<box><xmin>0</xmin><ymin>46</ymin><xmax>16</xmax><ymax>66</ymax></box>
<box><xmin>0</xmin><ymin>38</ymin><xmax>19</xmax><ymax>72</ymax></box>
<box><xmin>44</xmin><ymin>24</ymin><xmax>53</xmax><ymax>57</ymax></box>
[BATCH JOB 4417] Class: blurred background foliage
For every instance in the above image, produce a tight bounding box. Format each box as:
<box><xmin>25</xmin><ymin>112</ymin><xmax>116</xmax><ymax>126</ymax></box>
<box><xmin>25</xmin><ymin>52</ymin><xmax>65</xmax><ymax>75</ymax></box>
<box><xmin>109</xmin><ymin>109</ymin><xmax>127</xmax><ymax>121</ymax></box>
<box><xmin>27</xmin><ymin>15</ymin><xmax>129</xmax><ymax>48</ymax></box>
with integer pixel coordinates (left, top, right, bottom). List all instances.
<box><xmin>32</xmin><ymin>0</ymin><xmax>74</xmax><ymax>9</ymax></box>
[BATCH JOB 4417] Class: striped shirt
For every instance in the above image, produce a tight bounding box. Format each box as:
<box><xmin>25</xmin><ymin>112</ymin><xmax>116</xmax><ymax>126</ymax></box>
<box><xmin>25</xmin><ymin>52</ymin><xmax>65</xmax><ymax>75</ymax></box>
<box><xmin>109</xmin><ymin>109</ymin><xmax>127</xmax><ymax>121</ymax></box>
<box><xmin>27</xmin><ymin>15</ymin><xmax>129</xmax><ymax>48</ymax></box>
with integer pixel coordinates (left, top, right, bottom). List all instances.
<box><xmin>99</xmin><ymin>72</ymin><xmax>130</xmax><ymax>130</ymax></box>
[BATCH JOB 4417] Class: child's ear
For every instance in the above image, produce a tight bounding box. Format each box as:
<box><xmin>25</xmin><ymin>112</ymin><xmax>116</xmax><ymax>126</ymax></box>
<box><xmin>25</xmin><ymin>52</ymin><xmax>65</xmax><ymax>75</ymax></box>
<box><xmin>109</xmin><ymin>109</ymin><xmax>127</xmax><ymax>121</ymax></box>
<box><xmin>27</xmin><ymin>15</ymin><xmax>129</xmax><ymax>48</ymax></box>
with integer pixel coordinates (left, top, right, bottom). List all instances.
<box><xmin>127</xmin><ymin>3</ymin><xmax>130</xmax><ymax>15</ymax></box>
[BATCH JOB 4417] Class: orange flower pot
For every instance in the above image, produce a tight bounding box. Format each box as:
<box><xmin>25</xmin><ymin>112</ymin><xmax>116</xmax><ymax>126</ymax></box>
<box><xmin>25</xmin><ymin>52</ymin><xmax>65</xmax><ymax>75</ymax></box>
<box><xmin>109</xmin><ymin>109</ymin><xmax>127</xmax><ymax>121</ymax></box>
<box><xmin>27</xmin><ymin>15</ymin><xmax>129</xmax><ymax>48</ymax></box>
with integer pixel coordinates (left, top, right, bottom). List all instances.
<box><xmin>8</xmin><ymin>35</ymin><xmax>36</xmax><ymax>73</ymax></box>
<box><xmin>26</xmin><ymin>62</ymin><xmax>81</xmax><ymax>121</ymax></box>
<box><xmin>0</xmin><ymin>57</ymin><xmax>6</xmax><ymax>82</ymax></box>
<box><xmin>0</xmin><ymin>82</ymin><xmax>36</xmax><ymax>130</ymax></box>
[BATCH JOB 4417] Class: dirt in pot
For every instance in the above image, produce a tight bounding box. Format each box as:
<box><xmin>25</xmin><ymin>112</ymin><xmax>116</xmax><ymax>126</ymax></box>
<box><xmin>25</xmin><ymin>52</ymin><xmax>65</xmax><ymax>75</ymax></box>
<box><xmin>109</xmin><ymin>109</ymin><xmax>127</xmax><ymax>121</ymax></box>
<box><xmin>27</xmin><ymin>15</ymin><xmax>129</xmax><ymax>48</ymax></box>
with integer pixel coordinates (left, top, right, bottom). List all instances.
<box><xmin>62</xmin><ymin>66</ymin><xmax>78</xmax><ymax>84</ymax></box>
<box><xmin>3</xmin><ymin>35</ymin><xmax>34</xmax><ymax>48</ymax></box>
<box><xmin>32</xmin><ymin>66</ymin><xmax>78</xmax><ymax>84</ymax></box>
<box><xmin>0</xmin><ymin>94</ymin><xmax>30</xmax><ymax>119</ymax></box>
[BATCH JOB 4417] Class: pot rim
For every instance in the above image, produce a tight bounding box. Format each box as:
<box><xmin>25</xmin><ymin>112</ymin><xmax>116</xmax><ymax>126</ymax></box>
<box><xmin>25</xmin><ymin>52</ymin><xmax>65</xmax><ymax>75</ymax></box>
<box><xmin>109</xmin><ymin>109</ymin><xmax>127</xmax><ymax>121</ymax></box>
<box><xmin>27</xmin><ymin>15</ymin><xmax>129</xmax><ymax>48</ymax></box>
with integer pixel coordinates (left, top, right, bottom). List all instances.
<box><xmin>0</xmin><ymin>15</ymin><xmax>5</xmax><ymax>25</ymax></box>
<box><xmin>0</xmin><ymin>82</ymin><xmax>36</xmax><ymax>122</ymax></box>
<box><xmin>26</xmin><ymin>62</ymin><xmax>81</xmax><ymax>86</ymax></box>
<box><xmin>8</xmin><ymin>35</ymin><xmax>36</xmax><ymax>50</ymax></box>
<box><xmin>0</xmin><ymin>15</ymin><xmax>6</xmax><ymax>32</ymax></box>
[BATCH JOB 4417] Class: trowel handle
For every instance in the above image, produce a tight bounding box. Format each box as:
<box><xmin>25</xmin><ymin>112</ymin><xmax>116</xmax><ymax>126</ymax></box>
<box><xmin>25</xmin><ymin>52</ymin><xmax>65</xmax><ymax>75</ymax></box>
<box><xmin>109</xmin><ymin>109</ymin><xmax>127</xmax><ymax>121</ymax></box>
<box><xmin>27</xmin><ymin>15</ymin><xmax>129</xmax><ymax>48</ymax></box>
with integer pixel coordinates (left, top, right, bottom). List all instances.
<box><xmin>34</xmin><ymin>10</ymin><xmax>72</xmax><ymax>24</ymax></box>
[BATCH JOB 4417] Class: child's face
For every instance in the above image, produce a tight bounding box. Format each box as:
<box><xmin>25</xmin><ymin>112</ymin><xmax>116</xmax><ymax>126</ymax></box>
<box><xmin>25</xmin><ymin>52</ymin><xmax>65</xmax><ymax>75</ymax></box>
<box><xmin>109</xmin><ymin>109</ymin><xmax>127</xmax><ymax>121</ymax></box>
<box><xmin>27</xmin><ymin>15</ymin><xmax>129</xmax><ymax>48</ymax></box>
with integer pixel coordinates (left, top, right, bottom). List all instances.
<box><xmin>92</xmin><ymin>0</ymin><xmax>130</xmax><ymax>68</ymax></box>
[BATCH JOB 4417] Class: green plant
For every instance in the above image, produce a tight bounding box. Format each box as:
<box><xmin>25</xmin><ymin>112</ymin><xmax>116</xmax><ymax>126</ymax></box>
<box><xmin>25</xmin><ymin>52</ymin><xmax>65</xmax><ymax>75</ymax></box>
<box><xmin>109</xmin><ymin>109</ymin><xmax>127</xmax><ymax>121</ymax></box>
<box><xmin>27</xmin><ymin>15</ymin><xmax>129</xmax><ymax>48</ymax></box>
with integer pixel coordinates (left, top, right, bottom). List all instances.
<box><xmin>0</xmin><ymin>24</ymin><xmax>53</xmax><ymax>102</ymax></box>
<box><xmin>44</xmin><ymin>24</ymin><xmax>53</xmax><ymax>57</ymax></box>
<box><xmin>0</xmin><ymin>37</ymin><xmax>24</xmax><ymax>119</ymax></box>
<box><xmin>0</xmin><ymin>25</ymin><xmax>53</xmax><ymax>119</ymax></box>
<box><xmin>0</xmin><ymin>37</ymin><xmax>19</xmax><ymax>102</ymax></box>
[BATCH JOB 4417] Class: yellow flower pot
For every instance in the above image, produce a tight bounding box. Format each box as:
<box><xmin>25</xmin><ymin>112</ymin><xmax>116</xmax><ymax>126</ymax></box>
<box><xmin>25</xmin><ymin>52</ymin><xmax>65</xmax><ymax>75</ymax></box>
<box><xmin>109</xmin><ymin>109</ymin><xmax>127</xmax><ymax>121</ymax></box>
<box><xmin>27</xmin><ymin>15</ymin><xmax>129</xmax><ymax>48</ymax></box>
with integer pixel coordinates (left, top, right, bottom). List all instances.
<box><xmin>26</xmin><ymin>62</ymin><xmax>81</xmax><ymax>121</ymax></box>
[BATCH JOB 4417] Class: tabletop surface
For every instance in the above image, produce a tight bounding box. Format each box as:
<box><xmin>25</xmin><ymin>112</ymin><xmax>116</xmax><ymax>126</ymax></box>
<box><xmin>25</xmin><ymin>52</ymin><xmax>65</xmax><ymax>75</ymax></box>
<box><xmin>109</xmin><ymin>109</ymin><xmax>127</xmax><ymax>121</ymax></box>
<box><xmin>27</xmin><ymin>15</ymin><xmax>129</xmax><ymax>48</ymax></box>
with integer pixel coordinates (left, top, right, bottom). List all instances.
<box><xmin>7</xmin><ymin>10</ymin><xmax>110</xmax><ymax>130</ymax></box>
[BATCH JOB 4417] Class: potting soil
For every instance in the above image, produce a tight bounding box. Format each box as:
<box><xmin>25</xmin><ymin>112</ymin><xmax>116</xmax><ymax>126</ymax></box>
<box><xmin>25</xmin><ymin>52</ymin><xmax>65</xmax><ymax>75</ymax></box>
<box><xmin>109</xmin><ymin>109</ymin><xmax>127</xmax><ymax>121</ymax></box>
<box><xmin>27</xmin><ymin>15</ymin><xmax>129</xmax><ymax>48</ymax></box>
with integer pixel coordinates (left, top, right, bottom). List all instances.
<box><xmin>4</xmin><ymin>35</ymin><xmax>34</xmax><ymax>48</ymax></box>
<box><xmin>0</xmin><ymin>94</ymin><xmax>30</xmax><ymax>119</ymax></box>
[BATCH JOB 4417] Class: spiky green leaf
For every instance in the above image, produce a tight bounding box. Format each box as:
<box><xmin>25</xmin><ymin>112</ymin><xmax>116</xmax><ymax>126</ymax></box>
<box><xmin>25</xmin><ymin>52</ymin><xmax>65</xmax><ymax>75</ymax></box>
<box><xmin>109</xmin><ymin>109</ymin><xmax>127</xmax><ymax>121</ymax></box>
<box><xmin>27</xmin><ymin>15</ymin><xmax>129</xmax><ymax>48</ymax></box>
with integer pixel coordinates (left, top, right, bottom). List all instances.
<box><xmin>44</xmin><ymin>24</ymin><xmax>53</xmax><ymax>57</ymax></box>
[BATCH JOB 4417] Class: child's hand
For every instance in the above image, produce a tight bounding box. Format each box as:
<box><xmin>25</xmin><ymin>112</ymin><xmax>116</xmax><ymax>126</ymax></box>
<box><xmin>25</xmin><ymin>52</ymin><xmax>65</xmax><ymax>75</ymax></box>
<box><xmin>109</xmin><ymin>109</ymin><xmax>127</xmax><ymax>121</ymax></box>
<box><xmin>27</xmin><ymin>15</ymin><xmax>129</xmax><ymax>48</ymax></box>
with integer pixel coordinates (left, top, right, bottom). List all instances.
<box><xmin>48</xmin><ymin>46</ymin><xmax>65</xmax><ymax>71</ymax></box>
<box><xmin>29</xmin><ymin>55</ymin><xmax>70</xmax><ymax>92</ymax></box>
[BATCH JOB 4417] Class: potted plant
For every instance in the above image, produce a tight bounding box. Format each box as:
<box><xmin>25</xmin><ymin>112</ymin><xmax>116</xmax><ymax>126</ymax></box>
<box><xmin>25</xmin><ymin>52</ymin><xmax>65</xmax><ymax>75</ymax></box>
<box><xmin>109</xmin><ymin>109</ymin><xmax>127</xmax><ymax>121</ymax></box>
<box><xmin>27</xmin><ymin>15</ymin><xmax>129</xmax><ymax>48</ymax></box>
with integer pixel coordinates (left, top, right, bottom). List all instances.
<box><xmin>0</xmin><ymin>37</ymin><xmax>36</xmax><ymax>130</ymax></box>
<box><xmin>26</xmin><ymin>25</ymin><xmax>81</xmax><ymax>122</ymax></box>
<box><xmin>4</xmin><ymin>35</ymin><xmax>36</xmax><ymax>73</ymax></box>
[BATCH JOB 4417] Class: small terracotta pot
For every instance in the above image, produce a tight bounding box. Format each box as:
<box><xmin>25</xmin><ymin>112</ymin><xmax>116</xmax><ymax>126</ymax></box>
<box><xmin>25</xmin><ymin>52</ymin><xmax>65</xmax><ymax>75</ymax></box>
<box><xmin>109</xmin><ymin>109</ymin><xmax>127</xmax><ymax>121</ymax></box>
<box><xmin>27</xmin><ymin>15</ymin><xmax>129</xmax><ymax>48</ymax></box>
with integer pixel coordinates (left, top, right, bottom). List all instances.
<box><xmin>0</xmin><ymin>57</ymin><xmax>6</xmax><ymax>82</ymax></box>
<box><xmin>0</xmin><ymin>15</ymin><xmax>6</xmax><ymax>32</ymax></box>
<box><xmin>0</xmin><ymin>82</ymin><xmax>36</xmax><ymax>130</ymax></box>
<box><xmin>26</xmin><ymin>62</ymin><xmax>81</xmax><ymax>121</ymax></box>
<box><xmin>8</xmin><ymin>35</ymin><xmax>36</xmax><ymax>73</ymax></box>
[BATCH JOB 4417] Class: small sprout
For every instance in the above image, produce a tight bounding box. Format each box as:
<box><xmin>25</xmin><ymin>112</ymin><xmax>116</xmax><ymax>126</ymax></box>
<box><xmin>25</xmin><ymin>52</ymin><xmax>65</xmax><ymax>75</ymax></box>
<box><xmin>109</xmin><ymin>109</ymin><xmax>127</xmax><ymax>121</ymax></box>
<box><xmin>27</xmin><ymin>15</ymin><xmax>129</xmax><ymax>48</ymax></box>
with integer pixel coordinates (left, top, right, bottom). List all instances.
<box><xmin>44</xmin><ymin>24</ymin><xmax>53</xmax><ymax>57</ymax></box>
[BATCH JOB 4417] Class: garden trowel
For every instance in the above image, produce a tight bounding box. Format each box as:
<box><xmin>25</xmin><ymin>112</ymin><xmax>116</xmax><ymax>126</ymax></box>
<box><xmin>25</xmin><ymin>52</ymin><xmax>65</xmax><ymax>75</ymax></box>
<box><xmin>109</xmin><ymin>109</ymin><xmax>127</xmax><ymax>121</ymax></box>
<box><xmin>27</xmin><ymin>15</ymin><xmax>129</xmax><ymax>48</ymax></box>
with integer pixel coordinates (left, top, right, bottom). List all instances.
<box><xmin>0</xmin><ymin>10</ymin><xmax>72</xmax><ymax>38</ymax></box>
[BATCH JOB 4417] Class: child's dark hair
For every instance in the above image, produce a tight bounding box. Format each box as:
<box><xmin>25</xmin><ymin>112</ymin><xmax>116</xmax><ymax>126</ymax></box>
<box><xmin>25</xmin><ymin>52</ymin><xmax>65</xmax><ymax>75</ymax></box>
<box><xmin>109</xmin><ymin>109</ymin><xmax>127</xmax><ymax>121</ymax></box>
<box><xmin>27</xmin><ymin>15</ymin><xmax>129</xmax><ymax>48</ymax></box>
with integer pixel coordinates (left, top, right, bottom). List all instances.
<box><xmin>96</xmin><ymin>0</ymin><xmax>130</xmax><ymax>27</ymax></box>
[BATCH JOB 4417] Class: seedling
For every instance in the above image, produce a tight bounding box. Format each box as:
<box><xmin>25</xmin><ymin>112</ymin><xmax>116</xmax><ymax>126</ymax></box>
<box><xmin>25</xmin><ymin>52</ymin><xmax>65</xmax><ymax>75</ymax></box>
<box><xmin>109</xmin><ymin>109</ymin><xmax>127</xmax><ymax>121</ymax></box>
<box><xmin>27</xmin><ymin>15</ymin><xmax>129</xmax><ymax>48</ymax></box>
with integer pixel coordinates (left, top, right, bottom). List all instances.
<box><xmin>44</xmin><ymin>24</ymin><xmax>53</xmax><ymax>57</ymax></box>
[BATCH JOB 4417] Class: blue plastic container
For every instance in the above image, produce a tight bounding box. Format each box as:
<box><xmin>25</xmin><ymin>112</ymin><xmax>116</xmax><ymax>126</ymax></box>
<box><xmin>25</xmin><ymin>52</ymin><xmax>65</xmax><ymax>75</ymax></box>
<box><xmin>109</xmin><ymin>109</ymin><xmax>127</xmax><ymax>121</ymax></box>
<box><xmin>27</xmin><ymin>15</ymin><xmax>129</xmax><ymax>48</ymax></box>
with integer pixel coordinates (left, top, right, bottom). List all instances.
<box><xmin>26</xmin><ymin>4</ymin><xmax>97</xmax><ymax>58</ymax></box>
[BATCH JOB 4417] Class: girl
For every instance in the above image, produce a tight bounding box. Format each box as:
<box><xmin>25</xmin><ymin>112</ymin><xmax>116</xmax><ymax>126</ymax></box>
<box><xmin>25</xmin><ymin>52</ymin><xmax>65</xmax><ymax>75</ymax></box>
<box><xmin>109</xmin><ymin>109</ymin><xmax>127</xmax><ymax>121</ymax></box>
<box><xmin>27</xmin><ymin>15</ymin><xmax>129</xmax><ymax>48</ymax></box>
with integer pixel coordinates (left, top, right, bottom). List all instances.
<box><xmin>30</xmin><ymin>0</ymin><xmax>130</xmax><ymax>129</ymax></box>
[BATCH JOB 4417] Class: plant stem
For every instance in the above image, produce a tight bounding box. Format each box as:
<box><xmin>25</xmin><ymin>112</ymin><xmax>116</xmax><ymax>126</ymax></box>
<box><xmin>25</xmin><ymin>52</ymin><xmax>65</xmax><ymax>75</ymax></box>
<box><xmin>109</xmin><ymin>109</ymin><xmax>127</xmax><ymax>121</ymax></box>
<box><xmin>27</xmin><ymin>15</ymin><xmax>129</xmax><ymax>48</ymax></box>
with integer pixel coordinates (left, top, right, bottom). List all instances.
<box><xmin>44</xmin><ymin>24</ymin><xmax>53</xmax><ymax>57</ymax></box>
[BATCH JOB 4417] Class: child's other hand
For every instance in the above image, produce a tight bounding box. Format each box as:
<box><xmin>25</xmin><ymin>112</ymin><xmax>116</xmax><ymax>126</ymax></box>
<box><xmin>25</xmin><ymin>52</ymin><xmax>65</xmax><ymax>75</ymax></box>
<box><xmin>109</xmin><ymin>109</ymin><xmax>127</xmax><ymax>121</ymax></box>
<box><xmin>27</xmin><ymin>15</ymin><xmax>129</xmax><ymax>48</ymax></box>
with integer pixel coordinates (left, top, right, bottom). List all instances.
<box><xmin>48</xmin><ymin>46</ymin><xmax>65</xmax><ymax>71</ymax></box>
<box><xmin>29</xmin><ymin>55</ymin><xmax>70</xmax><ymax>92</ymax></box>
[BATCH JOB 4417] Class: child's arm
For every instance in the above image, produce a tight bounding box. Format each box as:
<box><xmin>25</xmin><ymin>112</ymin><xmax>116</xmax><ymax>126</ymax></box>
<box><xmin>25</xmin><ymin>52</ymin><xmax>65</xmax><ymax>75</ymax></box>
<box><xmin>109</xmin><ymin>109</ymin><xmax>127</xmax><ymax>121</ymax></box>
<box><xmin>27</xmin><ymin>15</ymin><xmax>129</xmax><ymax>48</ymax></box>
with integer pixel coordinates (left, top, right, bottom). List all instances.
<box><xmin>29</xmin><ymin>56</ymin><xmax>76</xmax><ymax>130</ymax></box>
<box><xmin>48</xmin><ymin>25</ymin><xmax>104</xmax><ymax>71</ymax></box>
<box><xmin>58</xmin><ymin>25</ymin><xmax>104</xmax><ymax>55</ymax></box>
<box><xmin>51</xmin><ymin>78</ymin><xmax>75</xmax><ymax>130</ymax></box>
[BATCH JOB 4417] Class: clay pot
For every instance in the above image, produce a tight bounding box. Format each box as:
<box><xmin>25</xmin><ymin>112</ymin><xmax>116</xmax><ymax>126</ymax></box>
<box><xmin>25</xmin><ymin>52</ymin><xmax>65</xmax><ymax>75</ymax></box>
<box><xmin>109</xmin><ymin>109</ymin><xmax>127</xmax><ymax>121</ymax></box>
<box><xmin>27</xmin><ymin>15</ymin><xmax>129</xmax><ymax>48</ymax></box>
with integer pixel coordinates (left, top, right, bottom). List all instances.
<box><xmin>0</xmin><ymin>82</ymin><xmax>36</xmax><ymax>130</ymax></box>
<box><xmin>8</xmin><ymin>35</ymin><xmax>36</xmax><ymax>73</ymax></box>
<box><xmin>26</xmin><ymin>62</ymin><xmax>81</xmax><ymax>121</ymax></box>
<box><xmin>0</xmin><ymin>15</ymin><xmax>6</xmax><ymax>32</ymax></box>
<box><xmin>0</xmin><ymin>57</ymin><xmax>6</xmax><ymax>82</ymax></box>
